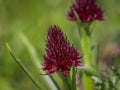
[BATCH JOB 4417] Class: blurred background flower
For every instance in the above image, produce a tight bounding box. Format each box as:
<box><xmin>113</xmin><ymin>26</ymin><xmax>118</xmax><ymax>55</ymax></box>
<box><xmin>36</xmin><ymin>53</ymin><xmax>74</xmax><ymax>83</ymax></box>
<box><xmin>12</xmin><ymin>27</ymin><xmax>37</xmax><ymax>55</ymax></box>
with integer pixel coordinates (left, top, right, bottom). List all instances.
<box><xmin>67</xmin><ymin>0</ymin><xmax>103</xmax><ymax>22</ymax></box>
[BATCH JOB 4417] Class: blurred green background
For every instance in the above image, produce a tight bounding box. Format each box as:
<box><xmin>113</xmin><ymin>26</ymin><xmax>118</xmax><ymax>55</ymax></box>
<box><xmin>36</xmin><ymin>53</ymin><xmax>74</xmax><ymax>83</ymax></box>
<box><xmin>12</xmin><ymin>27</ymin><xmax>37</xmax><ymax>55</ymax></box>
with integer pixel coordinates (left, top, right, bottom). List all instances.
<box><xmin>0</xmin><ymin>0</ymin><xmax>120</xmax><ymax>90</ymax></box>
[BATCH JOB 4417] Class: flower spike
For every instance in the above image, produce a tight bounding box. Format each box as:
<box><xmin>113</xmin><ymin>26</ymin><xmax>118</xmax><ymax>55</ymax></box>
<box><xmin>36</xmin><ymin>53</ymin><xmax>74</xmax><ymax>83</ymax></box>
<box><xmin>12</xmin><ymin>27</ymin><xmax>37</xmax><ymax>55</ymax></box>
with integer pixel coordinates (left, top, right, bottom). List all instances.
<box><xmin>43</xmin><ymin>25</ymin><xmax>82</xmax><ymax>77</ymax></box>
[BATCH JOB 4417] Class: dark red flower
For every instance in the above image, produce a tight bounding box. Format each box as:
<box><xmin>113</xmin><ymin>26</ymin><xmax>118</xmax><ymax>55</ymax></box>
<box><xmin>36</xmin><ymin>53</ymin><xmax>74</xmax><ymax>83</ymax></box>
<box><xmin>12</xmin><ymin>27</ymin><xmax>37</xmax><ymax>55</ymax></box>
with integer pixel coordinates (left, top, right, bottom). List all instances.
<box><xmin>67</xmin><ymin>0</ymin><xmax>104</xmax><ymax>23</ymax></box>
<box><xmin>43</xmin><ymin>25</ymin><xmax>82</xmax><ymax>77</ymax></box>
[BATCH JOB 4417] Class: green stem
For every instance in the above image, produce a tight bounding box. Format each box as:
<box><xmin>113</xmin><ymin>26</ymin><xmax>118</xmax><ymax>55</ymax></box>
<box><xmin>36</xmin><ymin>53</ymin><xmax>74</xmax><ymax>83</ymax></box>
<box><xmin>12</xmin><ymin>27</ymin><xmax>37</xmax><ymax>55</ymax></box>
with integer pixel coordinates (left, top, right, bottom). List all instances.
<box><xmin>72</xmin><ymin>67</ymin><xmax>77</xmax><ymax>90</ymax></box>
<box><xmin>82</xmin><ymin>73</ymin><xmax>94</xmax><ymax>90</ymax></box>
<box><xmin>68</xmin><ymin>71</ymin><xmax>72</xmax><ymax>89</ymax></box>
<box><xmin>77</xmin><ymin>25</ymin><xmax>94</xmax><ymax>90</ymax></box>
<box><xmin>49</xmin><ymin>75</ymin><xmax>61</xmax><ymax>90</ymax></box>
<box><xmin>57</xmin><ymin>72</ymin><xmax>70</xmax><ymax>90</ymax></box>
<box><xmin>78</xmin><ymin>26</ymin><xmax>92</xmax><ymax>65</ymax></box>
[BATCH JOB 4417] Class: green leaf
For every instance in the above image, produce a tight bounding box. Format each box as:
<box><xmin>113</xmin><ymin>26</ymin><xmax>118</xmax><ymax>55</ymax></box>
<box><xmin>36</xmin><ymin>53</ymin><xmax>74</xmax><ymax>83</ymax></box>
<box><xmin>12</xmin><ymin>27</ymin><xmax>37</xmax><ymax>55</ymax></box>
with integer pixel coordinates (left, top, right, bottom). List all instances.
<box><xmin>82</xmin><ymin>65</ymin><xmax>100</xmax><ymax>77</ymax></box>
<box><xmin>19</xmin><ymin>33</ymin><xmax>57</xmax><ymax>90</ymax></box>
<box><xmin>5</xmin><ymin>43</ymin><xmax>45</xmax><ymax>90</ymax></box>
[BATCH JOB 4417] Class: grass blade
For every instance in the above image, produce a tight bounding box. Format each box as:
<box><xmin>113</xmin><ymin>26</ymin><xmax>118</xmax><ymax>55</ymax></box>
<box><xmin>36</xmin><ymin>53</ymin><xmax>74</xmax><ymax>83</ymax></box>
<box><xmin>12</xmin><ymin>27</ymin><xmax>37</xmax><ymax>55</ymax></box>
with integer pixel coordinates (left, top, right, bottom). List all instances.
<box><xmin>5</xmin><ymin>43</ymin><xmax>45</xmax><ymax>90</ymax></box>
<box><xmin>19</xmin><ymin>33</ymin><xmax>57</xmax><ymax>90</ymax></box>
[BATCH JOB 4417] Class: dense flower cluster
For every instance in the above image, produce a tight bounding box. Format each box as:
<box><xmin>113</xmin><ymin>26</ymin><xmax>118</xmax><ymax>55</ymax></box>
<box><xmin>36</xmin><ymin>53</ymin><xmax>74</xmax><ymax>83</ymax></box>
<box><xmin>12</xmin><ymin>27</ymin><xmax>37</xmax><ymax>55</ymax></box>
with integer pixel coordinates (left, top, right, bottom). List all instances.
<box><xmin>43</xmin><ymin>25</ymin><xmax>82</xmax><ymax>77</ymax></box>
<box><xmin>67</xmin><ymin>0</ymin><xmax>104</xmax><ymax>23</ymax></box>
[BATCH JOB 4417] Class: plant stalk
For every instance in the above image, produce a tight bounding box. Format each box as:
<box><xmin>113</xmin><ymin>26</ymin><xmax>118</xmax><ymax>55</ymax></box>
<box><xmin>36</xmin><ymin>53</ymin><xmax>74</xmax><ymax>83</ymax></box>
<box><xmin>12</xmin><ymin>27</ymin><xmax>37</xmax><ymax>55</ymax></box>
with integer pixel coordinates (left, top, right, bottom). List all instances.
<box><xmin>77</xmin><ymin>25</ymin><xmax>94</xmax><ymax>90</ymax></box>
